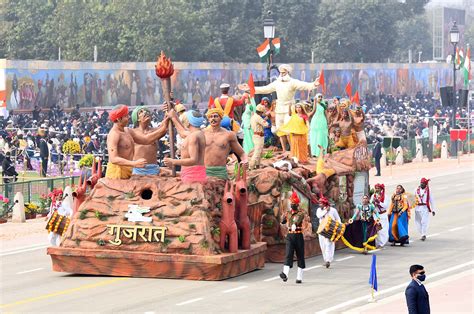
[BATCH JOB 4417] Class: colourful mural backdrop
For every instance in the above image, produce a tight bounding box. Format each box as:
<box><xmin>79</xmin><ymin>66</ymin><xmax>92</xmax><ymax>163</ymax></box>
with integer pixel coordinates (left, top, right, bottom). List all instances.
<box><xmin>1</xmin><ymin>60</ymin><xmax>454</xmax><ymax>111</ymax></box>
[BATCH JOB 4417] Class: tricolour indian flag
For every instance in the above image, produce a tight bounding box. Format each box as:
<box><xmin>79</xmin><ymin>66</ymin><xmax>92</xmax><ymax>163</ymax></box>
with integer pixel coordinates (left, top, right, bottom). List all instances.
<box><xmin>272</xmin><ymin>38</ymin><xmax>281</xmax><ymax>55</ymax></box>
<box><xmin>256</xmin><ymin>39</ymin><xmax>271</xmax><ymax>61</ymax></box>
<box><xmin>455</xmin><ymin>47</ymin><xmax>462</xmax><ymax>65</ymax></box>
<box><xmin>463</xmin><ymin>46</ymin><xmax>471</xmax><ymax>87</ymax></box>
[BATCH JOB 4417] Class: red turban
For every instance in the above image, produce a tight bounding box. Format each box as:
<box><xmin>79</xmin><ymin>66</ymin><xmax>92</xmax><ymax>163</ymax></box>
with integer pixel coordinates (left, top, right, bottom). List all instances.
<box><xmin>290</xmin><ymin>191</ymin><xmax>300</xmax><ymax>205</ymax></box>
<box><xmin>420</xmin><ymin>178</ymin><xmax>430</xmax><ymax>185</ymax></box>
<box><xmin>319</xmin><ymin>196</ymin><xmax>329</xmax><ymax>206</ymax></box>
<box><xmin>375</xmin><ymin>183</ymin><xmax>385</xmax><ymax>190</ymax></box>
<box><xmin>109</xmin><ymin>105</ymin><xmax>129</xmax><ymax>122</ymax></box>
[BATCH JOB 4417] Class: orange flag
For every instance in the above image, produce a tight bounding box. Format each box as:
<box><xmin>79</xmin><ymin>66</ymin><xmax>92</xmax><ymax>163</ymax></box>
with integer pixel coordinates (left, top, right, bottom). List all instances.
<box><xmin>318</xmin><ymin>69</ymin><xmax>325</xmax><ymax>93</ymax></box>
<box><xmin>208</xmin><ymin>96</ymin><xmax>214</xmax><ymax>109</ymax></box>
<box><xmin>248</xmin><ymin>73</ymin><xmax>255</xmax><ymax>98</ymax></box>
<box><xmin>351</xmin><ymin>91</ymin><xmax>360</xmax><ymax>105</ymax></box>
<box><xmin>345</xmin><ymin>82</ymin><xmax>352</xmax><ymax>98</ymax></box>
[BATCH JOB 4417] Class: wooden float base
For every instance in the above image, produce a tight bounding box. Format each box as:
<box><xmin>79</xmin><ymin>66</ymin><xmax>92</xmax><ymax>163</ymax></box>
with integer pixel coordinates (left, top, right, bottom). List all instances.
<box><xmin>48</xmin><ymin>242</ymin><xmax>267</xmax><ymax>281</ymax></box>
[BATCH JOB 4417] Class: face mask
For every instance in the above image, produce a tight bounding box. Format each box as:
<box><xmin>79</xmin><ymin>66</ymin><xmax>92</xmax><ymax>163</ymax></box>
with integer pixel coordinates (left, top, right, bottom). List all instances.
<box><xmin>417</xmin><ymin>274</ymin><xmax>426</xmax><ymax>282</ymax></box>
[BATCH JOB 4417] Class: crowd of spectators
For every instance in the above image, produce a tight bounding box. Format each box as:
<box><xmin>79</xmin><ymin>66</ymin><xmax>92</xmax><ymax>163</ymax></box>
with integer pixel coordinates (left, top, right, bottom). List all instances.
<box><xmin>362</xmin><ymin>92</ymin><xmax>473</xmax><ymax>144</ymax></box>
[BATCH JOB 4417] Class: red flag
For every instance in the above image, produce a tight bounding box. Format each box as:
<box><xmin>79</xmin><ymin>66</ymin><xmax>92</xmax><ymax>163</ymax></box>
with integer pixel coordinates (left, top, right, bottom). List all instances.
<box><xmin>208</xmin><ymin>96</ymin><xmax>214</xmax><ymax>109</ymax></box>
<box><xmin>351</xmin><ymin>91</ymin><xmax>360</xmax><ymax>105</ymax></box>
<box><xmin>248</xmin><ymin>73</ymin><xmax>255</xmax><ymax>98</ymax></box>
<box><xmin>345</xmin><ymin>82</ymin><xmax>352</xmax><ymax>98</ymax></box>
<box><xmin>318</xmin><ymin>69</ymin><xmax>325</xmax><ymax>93</ymax></box>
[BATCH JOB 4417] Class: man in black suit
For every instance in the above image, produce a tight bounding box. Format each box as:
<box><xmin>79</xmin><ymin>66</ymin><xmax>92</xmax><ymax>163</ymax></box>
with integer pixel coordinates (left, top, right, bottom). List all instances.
<box><xmin>372</xmin><ymin>137</ymin><xmax>382</xmax><ymax>176</ymax></box>
<box><xmin>405</xmin><ymin>264</ymin><xmax>430</xmax><ymax>314</ymax></box>
<box><xmin>39</xmin><ymin>129</ymin><xmax>49</xmax><ymax>177</ymax></box>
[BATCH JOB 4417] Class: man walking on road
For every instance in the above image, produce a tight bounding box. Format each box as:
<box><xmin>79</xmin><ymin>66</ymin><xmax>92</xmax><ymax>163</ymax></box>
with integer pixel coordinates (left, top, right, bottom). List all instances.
<box><xmin>405</xmin><ymin>264</ymin><xmax>430</xmax><ymax>314</ymax></box>
<box><xmin>414</xmin><ymin>178</ymin><xmax>436</xmax><ymax>241</ymax></box>
<box><xmin>372</xmin><ymin>137</ymin><xmax>382</xmax><ymax>176</ymax></box>
<box><xmin>280</xmin><ymin>191</ymin><xmax>306</xmax><ymax>284</ymax></box>
<box><xmin>316</xmin><ymin>196</ymin><xmax>341</xmax><ymax>268</ymax></box>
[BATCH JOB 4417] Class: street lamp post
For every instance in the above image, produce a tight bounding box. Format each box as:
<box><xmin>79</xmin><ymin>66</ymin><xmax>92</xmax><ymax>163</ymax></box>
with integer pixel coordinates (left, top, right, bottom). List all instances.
<box><xmin>263</xmin><ymin>16</ymin><xmax>275</xmax><ymax>84</ymax></box>
<box><xmin>449</xmin><ymin>21</ymin><xmax>460</xmax><ymax>158</ymax></box>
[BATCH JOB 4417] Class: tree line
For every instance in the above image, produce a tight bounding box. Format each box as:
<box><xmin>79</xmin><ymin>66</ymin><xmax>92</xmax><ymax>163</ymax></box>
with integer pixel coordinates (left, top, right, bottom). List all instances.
<box><xmin>0</xmin><ymin>0</ymin><xmax>439</xmax><ymax>64</ymax></box>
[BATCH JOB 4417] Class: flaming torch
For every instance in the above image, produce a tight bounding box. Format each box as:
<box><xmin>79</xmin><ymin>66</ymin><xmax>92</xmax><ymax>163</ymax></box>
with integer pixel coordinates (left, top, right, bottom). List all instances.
<box><xmin>155</xmin><ymin>51</ymin><xmax>176</xmax><ymax>176</ymax></box>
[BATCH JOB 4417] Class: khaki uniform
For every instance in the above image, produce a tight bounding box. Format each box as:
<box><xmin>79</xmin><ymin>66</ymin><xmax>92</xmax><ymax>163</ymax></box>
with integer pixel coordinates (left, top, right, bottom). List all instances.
<box><xmin>250</xmin><ymin>113</ymin><xmax>269</xmax><ymax>169</ymax></box>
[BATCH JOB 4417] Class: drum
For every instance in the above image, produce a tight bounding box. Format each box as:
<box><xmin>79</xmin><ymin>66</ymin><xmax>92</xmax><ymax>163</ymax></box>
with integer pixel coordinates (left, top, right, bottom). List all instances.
<box><xmin>46</xmin><ymin>211</ymin><xmax>71</xmax><ymax>236</ymax></box>
<box><xmin>317</xmin><ymin>216</ymin><xmax>346</xmax><ymax>242</ymax></box>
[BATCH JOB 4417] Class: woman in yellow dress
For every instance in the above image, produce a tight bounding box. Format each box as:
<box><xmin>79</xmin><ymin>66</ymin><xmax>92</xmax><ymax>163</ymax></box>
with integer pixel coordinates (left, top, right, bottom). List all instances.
<box><xmin>279</xmin><ymin>103</ymin><xmax>309</xmax><ymax>163</ymax></box>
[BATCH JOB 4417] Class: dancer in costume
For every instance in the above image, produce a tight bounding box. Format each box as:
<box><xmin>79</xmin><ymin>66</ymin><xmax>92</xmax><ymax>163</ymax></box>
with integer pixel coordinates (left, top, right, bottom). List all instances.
<box><xmin>279</xmin><ymin>103</ymin><xmax>309</xmax><ymax>163</ymax></box>
<box><xmin>388</xmin><ymin>185</ymin><xmax>410</xmax><ymax>246</ymax></box>
<box><xmin>204</xmin><ymin>108</ymin><xmax>247</xmax><ymax>180</ymax></box>
<box><xmin>254</xmin><ymin>64</ymin><xmax>320</xmax><ymax>152</ymax></box>
<box><xmin>131</xmin><ymin>106</ymin><xmax>169</xmax><ymax>175</ymax></box>
<box><xmin>241</xmin><ymin>96</ymin><xmax>255</xmax><ymax>154</ymax></box>
<box><xmin>164</xmin><ymin>110</ymin><xmax>207</xmax><ymax>184</ymax></box>
<box><xmin>309</xmin><ymin>93</ymin><xmax>328</xmax><ymax>157</ymax></box>
<box><xmin>316</xmin><ymin>196</ymin><xmax>341</xmax><ymax>268</ymax></box>
<box><xmin>349</xmin><ymin>195</ymin><xmax>380</xmax><ymax>254</ymax></box>
<box><xmin>280</xmin><ymin>191</ymin><xmax>306</xmax><ymax>284</ymax></box>
<box><xmin>47</xmin><ymin>188</ymin><xmax>73</xmax><ymax>246</ymax></box>
<box><xmin>249</xmin><ymin>104</ymin><xmax>269</xmax><ymax>170</ymax></box>
<box><xmin>371</xmin><ymin>183</ymin><xmax>389</xmax><ymax>248</ymax></box>
<box><xmin>414</xmin><ymin>178</ymin><xmax>436</xmax><ymax>241</ymax></box>
<box><xmin>105</xmin><ymin>105</ymin><xmax>169</xmax><ymax>179</ymax></box>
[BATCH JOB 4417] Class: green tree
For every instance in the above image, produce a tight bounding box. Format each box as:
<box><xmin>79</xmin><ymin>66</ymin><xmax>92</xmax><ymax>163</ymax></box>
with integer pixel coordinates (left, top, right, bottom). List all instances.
<box><xmin>391</xmin><ymin>15</ymin><xmax>433</xmax><ymax>62</ymax></box>
<box><xmin>312</xmin><ymin>0</ymin><xmax>402</xmax><ymax>63</ymax></box>
<box><xmin>1</xmin><ymin>0</ymin><xmax>436</xmax><ymax>63</ymax></box>
<box><xmin>262</xmin><ymin>0</ymin><xmax>321</xmax><ymax>63</ymax></box>
<box><xmin>3</xmin><ymin>0</ymin><xmax>57</xmax><ymax>60</ymax></box>
<box><xmin>465</xmin><ymin>20</ymin><xmax>474</xmax><ymax>50</ymax></box>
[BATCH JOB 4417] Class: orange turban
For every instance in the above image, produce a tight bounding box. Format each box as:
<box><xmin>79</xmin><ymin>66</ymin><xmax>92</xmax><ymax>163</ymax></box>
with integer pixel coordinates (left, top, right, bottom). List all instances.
<box><xmin>319</xmin><ymin>196</ymin><xmax>329</xmax><ymax>207</ymax></box>
<box><xmin>206</xmin><ymin>108</ymin><xmax>224</xmax><ymax>118</ymax></box>
<box><xmin>109</xmin><ymin>105</ymin><xmax>129</xmax><ymax>122</ymax></box>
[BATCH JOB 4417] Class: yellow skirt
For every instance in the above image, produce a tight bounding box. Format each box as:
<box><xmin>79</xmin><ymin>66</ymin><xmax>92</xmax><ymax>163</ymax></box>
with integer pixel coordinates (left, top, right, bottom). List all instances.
<box><xmin>105</xmin><ymin>162</ymin><xmax>133</xmax><ymax>179</ymax></box>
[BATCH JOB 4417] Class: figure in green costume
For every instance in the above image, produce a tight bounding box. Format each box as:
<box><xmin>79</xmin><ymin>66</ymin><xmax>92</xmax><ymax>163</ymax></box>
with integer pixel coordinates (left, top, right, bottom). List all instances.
<box><xmin>309</xmin><ymin>93</ymin><xmax>328</xmax><ymax>157</ymax></box>
<box><xmin>241</xmin><ymin>96</ymin><xmax>255</xmax><ymax>154</ymax></box>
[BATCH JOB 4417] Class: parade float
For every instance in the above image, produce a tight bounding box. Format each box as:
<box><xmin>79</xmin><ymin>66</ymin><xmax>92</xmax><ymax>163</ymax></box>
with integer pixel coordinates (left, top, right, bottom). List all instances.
<box><xmin>47</xmin><ymin>53</ymin><xmax>372</xmax><ymax>280</ymax></box>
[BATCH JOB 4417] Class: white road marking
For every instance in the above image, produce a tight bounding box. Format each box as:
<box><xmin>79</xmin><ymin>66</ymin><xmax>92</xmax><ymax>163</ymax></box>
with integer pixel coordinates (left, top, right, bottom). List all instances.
<box><xmin>263</xmin><ymin>276</ymin><xmax>280</xmax><ymax>282</ymax></box>
<box><xmin>426</xmin><ymin>233</ymin><xmax>440</xmax><ymax>238</ymax></box>
<box><xmin>16</xmin><ymin>268</ymin><xmax>44</xmax><ymax>275</ymax></box>
<box><xmin>335</xmin><ymin>256</ymin><xmax>354</xmax><ymax>262</ymax></box>
<box><xmin>0</xmin><ymin>244</ymin><xmax>49</xmax><ymax>257</ymax></box>
<box><xmin>305</xmin><ymin>265</ymin><xmax>323</xmax><ymax>271</ymax></box>
<box><xmin>176</xmin><ymin>298</ymin><xmax>204</xmax><ymax>306</ymax></box>
<box><xmin>316</xmin><ymin>260</ymin><xmax>474</xmax><ymax>314</ymax></box>
<box><xmin>222</xmin><ymin>286</ymin><xmax>248</xmax><ymax>293</ymax></box>
<box><xmin>454</xmin><ymin>183</ymin><xmax>465</xmax><ymax>187</ymax></box>
<box><xmin>449</xmin><ymin>227</ymin><xmax>464</xmax><ymax>232</ymax></box>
